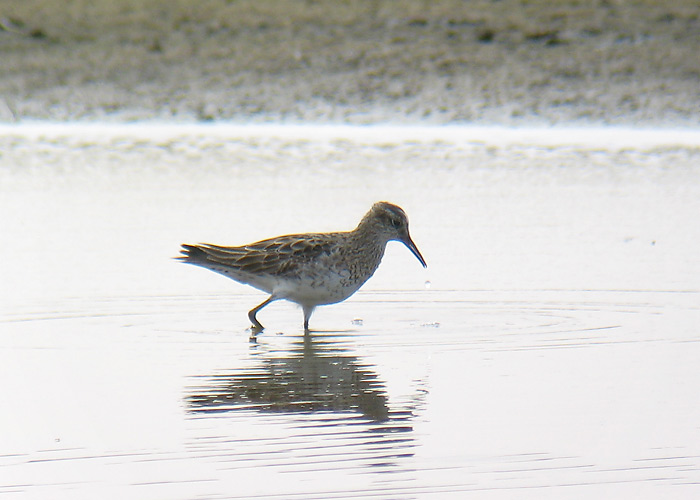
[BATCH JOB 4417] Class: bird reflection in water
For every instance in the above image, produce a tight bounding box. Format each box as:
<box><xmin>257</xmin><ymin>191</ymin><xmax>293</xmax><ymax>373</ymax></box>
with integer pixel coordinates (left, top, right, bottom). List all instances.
<box><xmin>186</xmin><ymin>334</ymin><xmax>394</xmax><ymax>422</ymax></box>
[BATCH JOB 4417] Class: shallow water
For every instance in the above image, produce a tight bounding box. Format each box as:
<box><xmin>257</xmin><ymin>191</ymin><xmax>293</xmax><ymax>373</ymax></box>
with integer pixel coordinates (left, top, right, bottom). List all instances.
<box><xmin>1</xmin><ymin>124</ymin><xmax>700</xmax><ymax>498</ymax></box>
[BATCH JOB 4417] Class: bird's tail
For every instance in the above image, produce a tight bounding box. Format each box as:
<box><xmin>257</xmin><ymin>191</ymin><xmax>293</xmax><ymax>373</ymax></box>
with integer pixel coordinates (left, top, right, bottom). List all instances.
<box><xmin>176</xmin><ymin>244</ymin><xmax>210</xmax><ymax>265</ymax></box>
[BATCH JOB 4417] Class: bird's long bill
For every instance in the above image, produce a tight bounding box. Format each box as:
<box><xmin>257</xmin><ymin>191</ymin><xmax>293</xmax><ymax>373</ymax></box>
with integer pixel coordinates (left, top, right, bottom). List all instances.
<box><xmin>403</xmin><ymin>235</ymin><xmax>427</xmax><ymax>268</ymax></box>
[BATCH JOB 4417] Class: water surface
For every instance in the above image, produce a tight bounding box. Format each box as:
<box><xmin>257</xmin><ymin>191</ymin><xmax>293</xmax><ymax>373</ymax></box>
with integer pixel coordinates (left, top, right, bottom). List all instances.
<box><xmin>1</xmin><ymin>124</ymin><xmax>699</xmax><ymax>498</ymax></box>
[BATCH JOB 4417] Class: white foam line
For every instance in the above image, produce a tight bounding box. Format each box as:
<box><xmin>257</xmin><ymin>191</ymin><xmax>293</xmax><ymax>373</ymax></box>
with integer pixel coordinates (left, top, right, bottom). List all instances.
<box><xmin>1</xmin><ymin>122</ymin><xmax>700</xmax><ymax>150</ymax></box>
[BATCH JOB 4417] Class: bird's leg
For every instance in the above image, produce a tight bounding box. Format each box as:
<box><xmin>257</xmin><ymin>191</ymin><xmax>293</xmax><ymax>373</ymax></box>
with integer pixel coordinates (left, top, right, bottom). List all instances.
<box><xmin>248</xmin><ymin>296</ymin><xmax>275</xmax><ymax>332</ymax></box>
<box><xmin>302</xmin><ymin>305</ymin><xmax>315</xmax><ymax>334</ymax></box>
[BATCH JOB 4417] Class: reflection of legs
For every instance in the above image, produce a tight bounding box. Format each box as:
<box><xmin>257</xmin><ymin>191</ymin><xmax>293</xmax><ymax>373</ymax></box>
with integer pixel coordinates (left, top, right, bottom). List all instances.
<box><xmin>302</xmin><ymin>305</ymin><xmax>315</xmax><ymax>333</ymax></box>
<box><xmin>248</xmin><ymin>296</ymin><xmax>275</xmax><ymax>331</ymax></box>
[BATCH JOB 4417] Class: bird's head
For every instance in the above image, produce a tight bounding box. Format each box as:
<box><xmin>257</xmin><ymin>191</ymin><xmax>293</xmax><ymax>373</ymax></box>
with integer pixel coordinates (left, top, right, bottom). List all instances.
<box><xmin>363</xmin><ymin>201</ymin><xmax>427</xmax><ymax>268</ymax></box>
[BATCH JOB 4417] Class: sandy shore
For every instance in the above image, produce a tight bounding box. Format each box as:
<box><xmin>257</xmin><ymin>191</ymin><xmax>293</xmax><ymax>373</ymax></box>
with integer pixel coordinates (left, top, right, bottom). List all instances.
<box><xmin>1</xmin><ymin>0</ymin><xmax>699</xmax><ymax>125</ymax></box>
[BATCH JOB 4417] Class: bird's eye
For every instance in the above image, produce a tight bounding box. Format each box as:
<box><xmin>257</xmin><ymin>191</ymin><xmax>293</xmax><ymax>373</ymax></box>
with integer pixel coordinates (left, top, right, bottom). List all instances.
<box><xmin>390</xmin><ymin>218</ymin><xmax>400</xmax><ymax>228</ymax></box>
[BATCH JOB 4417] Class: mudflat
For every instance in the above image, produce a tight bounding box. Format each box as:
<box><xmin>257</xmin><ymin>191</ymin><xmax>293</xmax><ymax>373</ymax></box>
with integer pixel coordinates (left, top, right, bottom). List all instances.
<box><xmin>1</xmin><ymin>0</ymin><xmax>699</xmax><ymax>124</ymax></box>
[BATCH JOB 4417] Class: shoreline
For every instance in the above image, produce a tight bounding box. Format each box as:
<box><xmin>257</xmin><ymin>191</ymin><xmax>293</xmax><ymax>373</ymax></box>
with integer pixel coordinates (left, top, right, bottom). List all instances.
<box><xmin>2</xmin><ymin>122</ymin><xmax>700</xmax><ymax>151</ymax></box>
<box><xmin>2</xmin><ymin>0</ymin><xmax>699</xmax><ymax>125</ymax></box>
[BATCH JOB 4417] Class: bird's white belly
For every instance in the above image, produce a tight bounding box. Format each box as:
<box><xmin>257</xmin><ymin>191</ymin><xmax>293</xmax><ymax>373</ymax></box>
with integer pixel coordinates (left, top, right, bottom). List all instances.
<box><xmin>273</xmin><ymin>271</ymin><xmax>360</xmax><ymax>306</ymax></box>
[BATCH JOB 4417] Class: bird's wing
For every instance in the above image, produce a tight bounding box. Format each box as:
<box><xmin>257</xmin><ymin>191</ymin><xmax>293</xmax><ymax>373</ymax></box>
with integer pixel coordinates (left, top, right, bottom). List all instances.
<box><xmin>184</xmin><ymin>233</ymin><xmax>341</xmax><ymax>276</ymax></box>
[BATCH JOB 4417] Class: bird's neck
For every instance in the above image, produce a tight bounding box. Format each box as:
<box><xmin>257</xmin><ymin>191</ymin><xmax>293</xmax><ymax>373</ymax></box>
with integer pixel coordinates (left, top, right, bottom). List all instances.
<box><xmin>345</xmin><ymin>219</ymin><xmax>389</xmax><ymax>276</ymax></box>
<box><xmin>352</xmin><ymin>217</ymin><xmax>390</xmax><ymax>247</ymax></box>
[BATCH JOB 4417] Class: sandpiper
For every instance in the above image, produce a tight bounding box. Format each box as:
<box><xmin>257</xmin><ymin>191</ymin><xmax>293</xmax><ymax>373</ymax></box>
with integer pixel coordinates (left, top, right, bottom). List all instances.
<box><xmin>178</xmin><ymin>201</ymin><xmax>426</xmax><ymax>332</ymax></box>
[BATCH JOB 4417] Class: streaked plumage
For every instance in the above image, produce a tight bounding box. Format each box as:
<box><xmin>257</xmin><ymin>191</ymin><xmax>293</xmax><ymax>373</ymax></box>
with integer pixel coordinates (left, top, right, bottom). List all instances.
<box><xmin>178</xmin><ymin>201</ymin><xmax>426</xmax><ymax>332</ymax></box>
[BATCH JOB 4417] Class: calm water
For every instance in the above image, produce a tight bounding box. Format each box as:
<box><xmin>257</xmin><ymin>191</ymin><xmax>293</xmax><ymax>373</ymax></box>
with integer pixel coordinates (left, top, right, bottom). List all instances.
<box><xmin>1</xmin><ymin>124</ymin><xmax>700</xmax><ymax>499</ymax></box>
